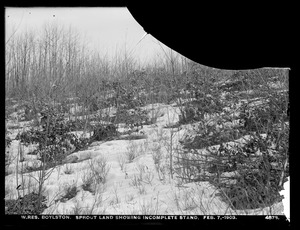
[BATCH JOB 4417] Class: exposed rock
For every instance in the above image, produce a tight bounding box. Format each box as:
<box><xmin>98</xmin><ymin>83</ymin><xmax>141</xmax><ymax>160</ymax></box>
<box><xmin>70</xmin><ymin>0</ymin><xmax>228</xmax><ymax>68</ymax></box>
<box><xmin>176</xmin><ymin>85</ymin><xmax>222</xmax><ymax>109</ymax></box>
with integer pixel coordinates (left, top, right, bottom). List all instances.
<box><xmin>71</xmin><ymin>150</ymin><xmax>95</xmax><ymax>162</ymax></box>
<box><xmin>62</xmin><ymin>155</ymin><xmax>79</xmax><ymax>164</ymax></box>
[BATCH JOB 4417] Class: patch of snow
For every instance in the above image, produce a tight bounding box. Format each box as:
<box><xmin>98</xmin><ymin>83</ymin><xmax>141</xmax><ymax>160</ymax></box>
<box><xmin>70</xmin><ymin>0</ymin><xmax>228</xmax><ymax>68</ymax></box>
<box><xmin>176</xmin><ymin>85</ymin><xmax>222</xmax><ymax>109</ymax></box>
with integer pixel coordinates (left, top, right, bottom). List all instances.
<box><xmin>279</xmin><ymin>176</ymin><xmax>290</xmax><ymax>222</ymax></box>
<box><xmin>5</xmin><ymin>102</ymin><xmax>287</xmax><ymax>215</ymax></box>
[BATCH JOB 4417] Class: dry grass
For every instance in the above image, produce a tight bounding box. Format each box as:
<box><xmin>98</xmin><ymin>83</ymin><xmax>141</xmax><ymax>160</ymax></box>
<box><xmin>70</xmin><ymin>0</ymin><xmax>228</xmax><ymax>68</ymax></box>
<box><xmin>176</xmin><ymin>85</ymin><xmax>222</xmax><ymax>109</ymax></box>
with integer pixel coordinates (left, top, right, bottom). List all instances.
<box><xmin>117</xmin><ymin>155</ymin><xmax>126</xmax><ymax>171</ymax></box>
<box><xmin>81</xmin><ymin>156</ymin><xmax>110</xmax><ymax>194</ymax></box>
<box><xmin>63</xmin><ymin>164</ymin><xmax>74</xmax><ymax>174</ymax></box>
<box><xmin>125</xmin><ymin>141</ymin><xmax>141</xmax><ymax>162</ymax></box>
<box><xmin>60</xmin><ymin>181</ymin><xmax>79</xmax><ymax>202</ymax></box>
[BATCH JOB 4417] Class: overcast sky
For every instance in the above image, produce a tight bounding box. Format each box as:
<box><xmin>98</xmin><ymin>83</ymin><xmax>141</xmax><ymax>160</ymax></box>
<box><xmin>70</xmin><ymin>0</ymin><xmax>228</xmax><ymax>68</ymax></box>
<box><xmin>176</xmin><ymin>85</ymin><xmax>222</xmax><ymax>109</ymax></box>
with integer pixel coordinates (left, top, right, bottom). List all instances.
<box><xmin>5</xmin><ymin>7</ymin><xmax>174</xmax><ymax>65</ymax></box>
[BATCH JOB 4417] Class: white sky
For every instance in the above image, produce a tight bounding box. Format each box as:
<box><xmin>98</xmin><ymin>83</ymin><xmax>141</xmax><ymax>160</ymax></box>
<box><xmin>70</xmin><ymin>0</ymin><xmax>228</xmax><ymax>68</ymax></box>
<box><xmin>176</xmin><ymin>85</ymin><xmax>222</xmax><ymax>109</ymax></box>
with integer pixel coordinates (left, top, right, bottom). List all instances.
<box><xmin>5</xmin><ymin>7</ymin><xmax>173</xmax><ymax>65</ymax></box>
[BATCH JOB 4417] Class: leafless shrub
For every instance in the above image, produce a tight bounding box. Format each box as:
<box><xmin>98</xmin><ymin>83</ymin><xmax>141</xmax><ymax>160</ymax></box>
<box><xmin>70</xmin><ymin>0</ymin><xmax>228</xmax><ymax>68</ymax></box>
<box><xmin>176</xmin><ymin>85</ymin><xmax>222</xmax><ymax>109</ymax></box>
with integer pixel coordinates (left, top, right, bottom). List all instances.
<box><xmin>87</xmin><ymin>156</ymin><xmax>111</xmax><ymax>184</ymax></box>
<box><xmin>117</xmin><ymin>155</ymin><xmax>126</xmax><ymax>171</ymax></box>
<box><xmin>125</xmin><ymin>141</ymin><xmax>139</xmax><ymax>162</ymax></box>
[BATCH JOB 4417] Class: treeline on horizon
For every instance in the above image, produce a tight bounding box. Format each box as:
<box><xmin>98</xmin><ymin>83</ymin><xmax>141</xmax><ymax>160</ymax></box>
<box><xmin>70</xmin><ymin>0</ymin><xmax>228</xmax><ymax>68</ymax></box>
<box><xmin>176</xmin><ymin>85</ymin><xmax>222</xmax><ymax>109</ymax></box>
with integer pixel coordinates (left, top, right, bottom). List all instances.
<box><xmin>5</xmin><ymin>23</ymin><xmax>287</xmax><ymax>103</ymax></box>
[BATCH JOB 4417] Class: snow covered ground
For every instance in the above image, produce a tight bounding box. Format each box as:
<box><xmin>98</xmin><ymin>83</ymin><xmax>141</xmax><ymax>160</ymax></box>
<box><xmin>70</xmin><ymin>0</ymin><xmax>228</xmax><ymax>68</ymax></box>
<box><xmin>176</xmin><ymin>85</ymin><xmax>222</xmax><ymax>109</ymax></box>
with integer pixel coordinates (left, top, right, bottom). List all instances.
<box><xmin>279</xmin><ymin>177</ymin><xmax>290</xmax><ymax>221</ymax></box>
<box><xmin>5</xmin><ymin>103</ymin><xmax>286</xmax><ymax>215</ymax></box>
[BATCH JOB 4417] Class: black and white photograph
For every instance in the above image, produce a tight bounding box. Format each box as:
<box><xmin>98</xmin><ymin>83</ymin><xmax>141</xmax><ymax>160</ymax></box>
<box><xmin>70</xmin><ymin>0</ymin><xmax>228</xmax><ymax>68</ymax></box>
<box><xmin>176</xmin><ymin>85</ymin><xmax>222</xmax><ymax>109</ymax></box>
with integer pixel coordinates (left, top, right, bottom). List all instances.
<box><xmin>4</xmin><ymin>5</ymin><xmax>291</xmax><ymax>226</ymax></box>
